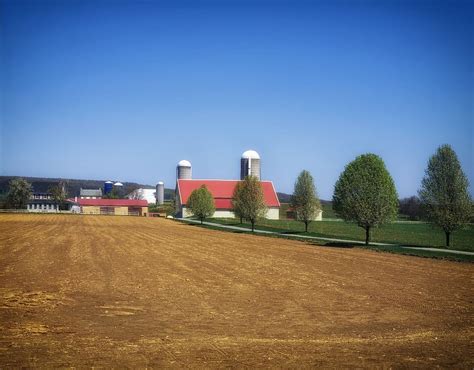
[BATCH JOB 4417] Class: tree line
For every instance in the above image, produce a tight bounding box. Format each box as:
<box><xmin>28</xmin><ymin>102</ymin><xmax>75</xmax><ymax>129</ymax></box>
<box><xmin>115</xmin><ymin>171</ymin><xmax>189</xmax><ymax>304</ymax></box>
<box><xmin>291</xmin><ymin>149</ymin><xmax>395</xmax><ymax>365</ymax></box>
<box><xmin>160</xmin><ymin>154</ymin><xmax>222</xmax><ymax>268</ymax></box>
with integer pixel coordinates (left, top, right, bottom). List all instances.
<box><xmin>187</xmin><ymin>144</ymin><xmax>472</xmax><ymax>247</ymax></box>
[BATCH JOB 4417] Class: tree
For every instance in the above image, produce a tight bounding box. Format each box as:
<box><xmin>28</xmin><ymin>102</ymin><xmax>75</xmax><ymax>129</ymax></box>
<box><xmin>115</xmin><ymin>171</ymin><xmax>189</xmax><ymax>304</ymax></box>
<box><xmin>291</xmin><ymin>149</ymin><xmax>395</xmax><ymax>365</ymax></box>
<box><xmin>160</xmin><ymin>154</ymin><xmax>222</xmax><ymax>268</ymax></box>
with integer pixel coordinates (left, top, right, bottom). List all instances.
<box><xmin>187</xmin><ymin>185</ymin><xmax>215</xmax><ymax>224</ymax></box>
<box><xmin>7</xmin><ymin>178</ymin><xmax>32</xmax><ymax>209</ymax></box>
<box><xmin>231</xmin><ymin>181</ymin><xmax>245</xmax><ymax>223</ymax></box>
<box><xmin>333</xmin><ymin>154</ymin><xmax>398</xmax><ymax>245</ymax></box>
<box><xmin>418</xmin><ymin>144</ymin><xmax>472</xmax><ymax>247</ymax></box>
<box><xmin>49</xmin><ymin>181</ymin><xmax>67</xmax><ymax>210</ymax></box>
<box><xmin>399</xmin><ymin>196</ymin><xmax>422</xmax><ymax>221</ymax></box>
<box><xmin>291</xmin><ymin>170</ymin><xmax>321</xmax><ymax>232</ymax></box>
<box><xmin>238</xmin><ymin>176</ymin><xmax>267</xmax><ymax>232</ymax></box>
<box><xmin>103</xmin><ymin>187</ymin><xmax>120</xmax><ymax>199</ymax></box>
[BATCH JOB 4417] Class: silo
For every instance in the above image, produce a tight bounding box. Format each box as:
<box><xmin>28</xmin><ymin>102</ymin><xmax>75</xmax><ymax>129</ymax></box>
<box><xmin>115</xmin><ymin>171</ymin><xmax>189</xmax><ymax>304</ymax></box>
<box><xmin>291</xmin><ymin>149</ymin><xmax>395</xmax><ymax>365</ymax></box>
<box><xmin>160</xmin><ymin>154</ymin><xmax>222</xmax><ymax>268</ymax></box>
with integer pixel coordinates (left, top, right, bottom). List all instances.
<box><xmin>240</xmin><ymin>150</ymin><xmax>261</xmax><ymax>180</ymax></box>
<box><xmin>177</xmin><ymin>160</ymin><xmax>192</xmax><ymax>180</ymax></box>
<box><xmin>113</xmin><ymin>182</ymin><xmax>124</xmax><ymax>197</ymax></box>
<box><xmin>156</xmin><ymin>181</ymin><xmax>164</xmax><ymax>205</ymax></box>
<box><xmin>104</xmin><ymin>181</ymin><xmax>113</xmax><ymax>194</ymax></box>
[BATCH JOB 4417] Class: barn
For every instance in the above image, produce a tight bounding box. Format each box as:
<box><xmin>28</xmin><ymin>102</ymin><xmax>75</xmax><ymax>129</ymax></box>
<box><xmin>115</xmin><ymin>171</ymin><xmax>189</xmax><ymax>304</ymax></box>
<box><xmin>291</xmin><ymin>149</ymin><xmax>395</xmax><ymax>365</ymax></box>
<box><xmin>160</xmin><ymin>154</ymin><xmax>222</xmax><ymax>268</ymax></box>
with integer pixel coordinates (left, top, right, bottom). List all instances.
<box><xmin>175</xmin><ymin>179</ymin><xmax>280</xmax><ymax>219</ymax></box>
<box><xmin>76</xmin><ymin>198</ymin><xmax>148</xmax><ymax>216</ymax></box>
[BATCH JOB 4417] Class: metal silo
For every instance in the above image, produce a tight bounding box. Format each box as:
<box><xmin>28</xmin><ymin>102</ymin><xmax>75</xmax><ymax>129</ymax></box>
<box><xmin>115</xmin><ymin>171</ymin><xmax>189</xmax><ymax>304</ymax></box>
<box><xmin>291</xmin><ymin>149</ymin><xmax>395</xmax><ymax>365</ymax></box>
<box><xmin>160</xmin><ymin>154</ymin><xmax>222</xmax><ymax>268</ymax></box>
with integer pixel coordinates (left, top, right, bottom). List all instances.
<box><xmin>113</xmin><ymin>182</ymin><xmax>124</xmax><ymax>197</ymax></box>
<box><xmin>240</xmin><ymin>150</ymin><xmax>261</xmax><ymax>180</ymax></box>
<box><xmin>177</xmin><ymin>160</ymin><xmax>192</xmax><ymax>180</ymax></box>
<box><xmin>156</xmin><ymin>181</ymin><xmax>164</xmax><ymax>205</ymax></box>
<box><xmin>104</xmin><ymin>181</ymin><xmax>113</xmax><ymax>194</ymax></box>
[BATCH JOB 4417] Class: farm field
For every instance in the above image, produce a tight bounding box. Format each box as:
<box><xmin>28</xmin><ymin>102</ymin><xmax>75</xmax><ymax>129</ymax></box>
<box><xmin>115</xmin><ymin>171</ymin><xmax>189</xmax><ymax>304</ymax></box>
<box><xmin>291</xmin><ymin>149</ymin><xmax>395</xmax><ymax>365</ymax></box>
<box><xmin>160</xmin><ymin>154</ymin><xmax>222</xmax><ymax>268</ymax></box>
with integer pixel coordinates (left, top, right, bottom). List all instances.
<box><xmin>210</xmin><ymin>217</ymin><xmax>474</xmax><ymax>252</ymax></box>
<box><xmin>0</xmin><ymin>214</ymin><xmax>472</xmax><ymax>367</ymax></box>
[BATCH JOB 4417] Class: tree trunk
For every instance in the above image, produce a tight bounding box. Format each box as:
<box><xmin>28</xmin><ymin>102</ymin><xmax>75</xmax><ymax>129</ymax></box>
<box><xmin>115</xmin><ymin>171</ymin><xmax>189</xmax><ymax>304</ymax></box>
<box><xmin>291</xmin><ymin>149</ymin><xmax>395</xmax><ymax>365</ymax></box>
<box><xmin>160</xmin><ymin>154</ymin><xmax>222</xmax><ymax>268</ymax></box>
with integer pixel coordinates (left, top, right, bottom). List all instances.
<box><xmin>251</xmin><ymin>220</ymin><xmax>255</xmax><ymax>232</ymax></box>
<box><xmin>365</xmin><ymin>226</ymin><xmax>370</xmax><ymax>245</ymax></box>
<box><xmin>240</xmin><ymin>217</ymin><xmax>243</xmax><ymax>224</ymax></box>
<box><xmin>305</xmin><ymin>221</ymin><xmax>308</xmax><ymax>232</ymax></box>
<box><xmin>446</xmin><ymin>231</ymin><xmax>450</xmax><ymax>247</ymax></box>
<box><xmin>200</xmin><ymin>218</ymin><xmax>203</xmax><ymax>225</ymax></box>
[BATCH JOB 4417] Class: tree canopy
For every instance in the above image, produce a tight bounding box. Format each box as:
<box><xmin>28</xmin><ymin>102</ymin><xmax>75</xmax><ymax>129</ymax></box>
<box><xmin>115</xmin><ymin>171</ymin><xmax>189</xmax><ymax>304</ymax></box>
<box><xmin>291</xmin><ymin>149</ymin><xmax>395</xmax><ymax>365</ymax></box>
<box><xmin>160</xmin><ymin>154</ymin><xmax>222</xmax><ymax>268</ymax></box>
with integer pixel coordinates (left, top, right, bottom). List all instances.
<box><xmin>7</xmin><ymin>178</ymin><xmax>32</xmax><ymax>209</ymax></box>
<box><xmin>291</xmin><ymin>170</ymin><xmax>321</xmax><ymax>232</ymax></box>
<box><xmin>418</xmin><ymin>144</ymin><xmax>472</xmax><ymax>247</ymax></box>
<box><xmin>236</xmin><ymin>176</ymin><xmax>267</xmax><ymax>232</ymax></box>
<box><xmin>333</xmin><ymin>153</ymin><xmax>398</xmax><ymax>245</ymax></box>
<box><xmin>231</xmin><ymin>181</ymin><xmax>245</xmax><ymax>223</ymax></box>
<box><xmin>187</xmin><ymin>185</ymin><xmax>215</xmax><ymax>224</ymax></box>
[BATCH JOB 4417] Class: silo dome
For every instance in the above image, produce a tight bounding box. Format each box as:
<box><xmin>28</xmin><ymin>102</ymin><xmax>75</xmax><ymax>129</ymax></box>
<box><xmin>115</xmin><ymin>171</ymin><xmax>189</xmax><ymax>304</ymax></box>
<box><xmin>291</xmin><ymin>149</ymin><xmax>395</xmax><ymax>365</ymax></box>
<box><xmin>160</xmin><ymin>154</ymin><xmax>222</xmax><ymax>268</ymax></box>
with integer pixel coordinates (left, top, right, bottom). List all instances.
<box><xmin>177</xmin><ymin>160</ymin><xmax>191</xmax><ymax>167</ymax></box>
<box><xmin>241</xmin><ymin>150</ymin><xmax>260</xmax><ymax>160</ymax></box>
<box><xmin>113</xmin><ymin>182</ymin><xmax>123</xmax><ymax>186</ymax></box>
<box><xmin>157</xmin><ymin>181</ymin><xmax>164</xmax><ymax>185</ymax></box>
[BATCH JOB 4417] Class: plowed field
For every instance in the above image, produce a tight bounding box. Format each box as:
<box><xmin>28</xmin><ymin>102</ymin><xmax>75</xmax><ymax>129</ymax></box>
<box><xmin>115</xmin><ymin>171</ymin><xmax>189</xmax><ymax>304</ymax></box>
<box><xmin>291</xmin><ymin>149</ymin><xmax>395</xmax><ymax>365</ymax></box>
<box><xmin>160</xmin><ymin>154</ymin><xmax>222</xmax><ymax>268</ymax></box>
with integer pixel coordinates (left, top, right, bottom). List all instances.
<box><xmin>0</xmin><ymin>214</ymin><xmax>472</xmax><ymax>367</ymax></box>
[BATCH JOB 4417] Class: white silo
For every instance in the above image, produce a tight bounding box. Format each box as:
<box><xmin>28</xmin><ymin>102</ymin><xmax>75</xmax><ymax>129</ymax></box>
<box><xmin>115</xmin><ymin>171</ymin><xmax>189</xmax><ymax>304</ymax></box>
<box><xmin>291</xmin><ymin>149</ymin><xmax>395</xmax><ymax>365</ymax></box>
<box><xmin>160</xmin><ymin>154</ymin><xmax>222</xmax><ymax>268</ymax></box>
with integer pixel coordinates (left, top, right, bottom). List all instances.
<box><xmin>156</xmin><ymin>181</ymin><xmax>164</xmax><ymax>205</ymax></box>
<box><xmin>240</xmin><ymin>150</ymin><xmax>261</xmax><ymax>180</ymax></box>
<box><xmin>177</xmin><ymin>160</ymin><xmax>192</xmax><ymax>180</ymax></box>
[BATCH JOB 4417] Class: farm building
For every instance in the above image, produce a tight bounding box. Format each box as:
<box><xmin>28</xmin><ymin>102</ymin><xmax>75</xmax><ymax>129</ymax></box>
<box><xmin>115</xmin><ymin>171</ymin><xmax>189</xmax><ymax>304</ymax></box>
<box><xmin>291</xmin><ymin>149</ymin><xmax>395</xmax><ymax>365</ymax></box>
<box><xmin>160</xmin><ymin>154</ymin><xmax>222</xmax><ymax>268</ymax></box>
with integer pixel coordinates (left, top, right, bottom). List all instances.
<box><xmin>175</xmin><ymin>179</ymin><xmax>280</xmax><ymax>219</ymax></box>
<box><xmin>76</xmin><ymin>198</ymin><xmax>148</xmax><ymax>216</ymax></box>
<box><xmin>80</xmin><ymin>188</ymin><xmax>103</xmax><ymax>199</ymax></box>
<box><xmin>174</xmin><ymin>150</ymin><xmax>281</xmax><ymax>219</ymax></box>
<box><xmin>126</xmin><ymin>188</ymin><xmax>157</xmax><ymax>204</ymax></box>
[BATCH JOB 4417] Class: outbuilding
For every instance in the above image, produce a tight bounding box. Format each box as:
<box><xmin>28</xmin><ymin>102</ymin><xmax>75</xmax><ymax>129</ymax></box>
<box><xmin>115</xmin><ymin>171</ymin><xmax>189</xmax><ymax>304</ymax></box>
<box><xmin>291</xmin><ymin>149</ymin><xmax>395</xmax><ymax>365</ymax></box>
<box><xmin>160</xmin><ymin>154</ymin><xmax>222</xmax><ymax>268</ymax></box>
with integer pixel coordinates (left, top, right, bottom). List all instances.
<box><xmin>77</xmin><ymin>198</ymin><xmax>148</xmax><ymax>216</ymax></box>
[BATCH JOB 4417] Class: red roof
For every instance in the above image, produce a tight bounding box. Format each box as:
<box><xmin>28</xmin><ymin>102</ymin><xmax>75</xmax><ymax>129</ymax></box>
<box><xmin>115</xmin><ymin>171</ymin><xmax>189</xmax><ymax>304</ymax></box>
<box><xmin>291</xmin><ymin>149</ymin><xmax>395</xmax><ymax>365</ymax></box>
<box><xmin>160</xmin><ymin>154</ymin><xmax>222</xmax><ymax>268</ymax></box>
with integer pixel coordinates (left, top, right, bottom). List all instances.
<box><xmin>75</xmin><ymin>198</ymin><xmax>148</xmax><ymax>207</ymax></box>
<box><xmin>177</xmin><ymin>179</ymin><xmax>280</xmax><ymax>208</ymax></box>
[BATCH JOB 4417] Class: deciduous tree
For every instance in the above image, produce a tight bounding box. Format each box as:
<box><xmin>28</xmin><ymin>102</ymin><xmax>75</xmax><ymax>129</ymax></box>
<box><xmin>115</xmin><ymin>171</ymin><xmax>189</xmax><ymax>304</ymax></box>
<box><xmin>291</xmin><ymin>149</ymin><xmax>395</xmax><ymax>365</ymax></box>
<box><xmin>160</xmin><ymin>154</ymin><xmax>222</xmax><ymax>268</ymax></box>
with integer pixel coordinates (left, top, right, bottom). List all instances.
<box><xmin>7</xmin><ymin>178</ymin><xmax>32</xmax><ymax>209</ymax></box>
<box><xmin>238</xmin><ymin>176</ymin><xmax>267</xmax><ymax>232</ymax></box>
<box><xmin>291</xmin><ymin>170</ymin><xmax>321</xmax><ymax>232</ymax></box>
<box><xmin>333</xmin><ymin>154</ymin><xmax>398</xmax><ymax>245</ymax></box>
<box><xmin>188</xmin><ymin>185</ymin><xmax>215</xmax><ymax>224</ymax></box>
<box><xmin>231</xmin><ymin>181</ymin><xmax>245</xmax><ymax>223</ymax></box>
<box><xmin>418</xmin><ymin>144</ymin><xmax>472</xmax><ymax>247</ymax></box>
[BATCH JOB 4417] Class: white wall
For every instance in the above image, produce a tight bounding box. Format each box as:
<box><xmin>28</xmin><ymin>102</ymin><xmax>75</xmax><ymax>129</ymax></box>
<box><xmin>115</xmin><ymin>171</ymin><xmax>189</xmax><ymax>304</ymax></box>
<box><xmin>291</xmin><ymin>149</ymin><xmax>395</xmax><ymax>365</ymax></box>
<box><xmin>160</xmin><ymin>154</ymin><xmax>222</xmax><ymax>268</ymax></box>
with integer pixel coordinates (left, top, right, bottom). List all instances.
<box><xmin>181</xmin><ymin>206</ymin><xmax>280</xmax><ymax>220</ymax></box>
<box><xmin>127</xmin><ymin>188</ymin><xmax>156</xmax><ymax>204</ymax></box>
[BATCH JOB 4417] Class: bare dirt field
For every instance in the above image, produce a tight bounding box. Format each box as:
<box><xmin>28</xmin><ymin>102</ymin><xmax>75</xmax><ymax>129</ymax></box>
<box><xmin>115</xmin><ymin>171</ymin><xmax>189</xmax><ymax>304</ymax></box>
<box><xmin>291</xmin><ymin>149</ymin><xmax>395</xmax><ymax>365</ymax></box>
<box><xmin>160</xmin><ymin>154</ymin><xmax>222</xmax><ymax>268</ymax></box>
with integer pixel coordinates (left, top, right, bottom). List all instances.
<box><xmin>0</xmin><ymin>214</ymin><xmax>472</xmax><ymax>367</ymax></box>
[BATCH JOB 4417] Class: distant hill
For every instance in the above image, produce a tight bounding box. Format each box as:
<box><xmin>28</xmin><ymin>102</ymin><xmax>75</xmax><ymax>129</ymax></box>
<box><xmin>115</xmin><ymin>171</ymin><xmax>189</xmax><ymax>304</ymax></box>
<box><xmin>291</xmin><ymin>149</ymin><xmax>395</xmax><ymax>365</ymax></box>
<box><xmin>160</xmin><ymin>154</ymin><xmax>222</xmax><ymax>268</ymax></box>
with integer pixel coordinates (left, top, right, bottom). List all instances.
<box><xmin>277</xmin><ymin>192</ymin><xmax>331</xmax><ymax>205</ymax></box>
<box><xmin>0</xmin><ymin>176</ymin><xmax>174</xmax><ymax>200</ymax></box>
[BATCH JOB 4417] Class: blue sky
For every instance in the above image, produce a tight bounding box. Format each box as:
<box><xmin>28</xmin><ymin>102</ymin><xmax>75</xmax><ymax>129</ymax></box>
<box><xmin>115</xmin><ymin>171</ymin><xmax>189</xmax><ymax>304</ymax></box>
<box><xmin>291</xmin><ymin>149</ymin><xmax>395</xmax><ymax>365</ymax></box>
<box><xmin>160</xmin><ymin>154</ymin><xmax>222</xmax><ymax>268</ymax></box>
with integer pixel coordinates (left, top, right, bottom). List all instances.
<box><xmin>1</xmin><ymin>0</ymin><xmax>472</xmax><ymax>199</ymax></box>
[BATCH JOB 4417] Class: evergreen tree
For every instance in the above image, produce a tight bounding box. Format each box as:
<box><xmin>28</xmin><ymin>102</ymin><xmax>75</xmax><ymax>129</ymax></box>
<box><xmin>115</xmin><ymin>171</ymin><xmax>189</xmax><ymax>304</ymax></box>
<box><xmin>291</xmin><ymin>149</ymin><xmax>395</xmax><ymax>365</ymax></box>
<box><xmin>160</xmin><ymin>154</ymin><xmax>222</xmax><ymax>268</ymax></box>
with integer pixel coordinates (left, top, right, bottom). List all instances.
<box><xmin>187</xmin><ymin>185</ymin><xmax>215</xmax><ymax>224</ymax></box>
<box><xmin>333</xmin><ymin>154</ymin><xmax>398</xmax><ymax>245</ymax></box>
<box><xmin>291</xmin><ymin>170</ymin><xmax>321</xmax><ymax>232</ymax></box>
<box><xmin>418</xmin><ymin>144</ymin><xmax>472</xmax><ymax>247</ymax></box>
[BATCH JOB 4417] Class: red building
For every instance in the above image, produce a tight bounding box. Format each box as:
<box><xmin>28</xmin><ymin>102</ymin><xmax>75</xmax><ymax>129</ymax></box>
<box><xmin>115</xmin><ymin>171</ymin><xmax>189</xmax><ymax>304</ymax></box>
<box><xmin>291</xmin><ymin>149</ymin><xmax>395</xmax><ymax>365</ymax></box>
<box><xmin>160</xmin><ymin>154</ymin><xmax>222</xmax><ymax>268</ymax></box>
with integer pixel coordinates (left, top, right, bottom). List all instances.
<box><xmin>175</xmin><ymin>179</ymin><xmax>280</xmax><ymax>219</ymax></box>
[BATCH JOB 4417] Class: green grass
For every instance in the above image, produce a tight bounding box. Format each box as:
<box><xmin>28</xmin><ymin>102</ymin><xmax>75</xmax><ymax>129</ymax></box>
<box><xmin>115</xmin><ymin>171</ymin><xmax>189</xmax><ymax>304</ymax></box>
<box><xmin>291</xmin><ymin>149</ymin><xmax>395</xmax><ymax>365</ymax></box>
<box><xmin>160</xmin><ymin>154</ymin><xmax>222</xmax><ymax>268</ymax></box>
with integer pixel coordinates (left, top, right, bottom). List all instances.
<box><xmin>207</xmin><ymin>217</ymin><xmax>474</xmax><ymax>252</ymax></box>
<box><xmin>183</xmin><ymin>220</ymin><xmax>474</xmax><ymax>262</ymax></box>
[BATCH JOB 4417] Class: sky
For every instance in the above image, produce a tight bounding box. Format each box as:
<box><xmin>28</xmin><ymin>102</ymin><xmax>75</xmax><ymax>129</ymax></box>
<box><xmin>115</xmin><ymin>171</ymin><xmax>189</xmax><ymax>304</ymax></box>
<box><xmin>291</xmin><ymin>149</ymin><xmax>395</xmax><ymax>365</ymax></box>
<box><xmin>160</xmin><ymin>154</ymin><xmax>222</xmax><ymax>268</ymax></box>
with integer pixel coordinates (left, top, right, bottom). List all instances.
<box><xmin>0</xmin><ymin>0</ymin><xmax>472</xmax><ymax>199</ymax></box>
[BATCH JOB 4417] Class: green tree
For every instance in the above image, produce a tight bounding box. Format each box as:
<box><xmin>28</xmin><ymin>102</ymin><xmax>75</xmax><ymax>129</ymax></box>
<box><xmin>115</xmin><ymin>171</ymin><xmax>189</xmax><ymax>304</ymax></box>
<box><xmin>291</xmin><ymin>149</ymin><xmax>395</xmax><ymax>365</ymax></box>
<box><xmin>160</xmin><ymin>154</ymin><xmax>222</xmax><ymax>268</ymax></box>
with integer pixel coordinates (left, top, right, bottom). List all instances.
<box><xmin>333</xmin><ymin>154</ymin><xmax>398</xmax><ymax>245</ymax></box>
<box><xmin>7</xmin><ymin>178</ymin><xmax>33</xmax><ymax>209</ymax></box>
<box><xmin>291</xmin><ymin>170</ymin><xmax>321</xmax><ymax>232</ymax></box>
<box><xmin>418</xmin><ymin>144</ymin><xmax>472</xmax><ymax>247</ymax></box>
<box><xmin>187</xmin><ymin>185</ymin><xmax>215</xmax><ymax>224</ymax></box>
<box><xmin>103</xmin><ymin>187</ymin><xmax>120</xmax><ymax>199</ymax></box>
<box><xmin>238</xmin><ymin>176</ymin><xmax>267</xmax><ymax>232</ymax></box>
<box><xmin>231</xmin><ymin>181</ymin><xmax>245</xmax><ymax>223</ymax></box>
<box><xmin>49</xmin><ymin>181</ymin><xmax>67</xmax><ymax>210</ymax></box>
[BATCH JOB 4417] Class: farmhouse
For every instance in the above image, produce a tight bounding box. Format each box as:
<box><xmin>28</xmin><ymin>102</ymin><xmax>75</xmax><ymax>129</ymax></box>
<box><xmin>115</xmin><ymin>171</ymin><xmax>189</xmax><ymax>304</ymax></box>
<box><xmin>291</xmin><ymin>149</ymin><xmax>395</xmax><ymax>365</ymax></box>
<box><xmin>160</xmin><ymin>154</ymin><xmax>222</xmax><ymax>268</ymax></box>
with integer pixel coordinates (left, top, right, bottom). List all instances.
<box><xmin>175</xmin><ymin>179</ymin><xmax>280</xmax><ymax>219</ymax></box>
<box><xmin>76</xmin><ymin>198</ymin><xmax>148</xmax><ymax>216</ymax></box>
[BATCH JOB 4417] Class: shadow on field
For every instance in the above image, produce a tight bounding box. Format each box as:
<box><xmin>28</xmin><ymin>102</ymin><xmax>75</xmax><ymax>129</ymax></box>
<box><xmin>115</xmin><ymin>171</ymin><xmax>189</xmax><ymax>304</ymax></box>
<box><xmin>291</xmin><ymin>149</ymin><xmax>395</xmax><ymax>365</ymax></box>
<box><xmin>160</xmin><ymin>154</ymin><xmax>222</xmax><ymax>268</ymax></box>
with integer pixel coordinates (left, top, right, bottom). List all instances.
<box><xmin>307</xmin><ymin>241</ymin><xmax>357</xmax><ymax>249</ymax></box>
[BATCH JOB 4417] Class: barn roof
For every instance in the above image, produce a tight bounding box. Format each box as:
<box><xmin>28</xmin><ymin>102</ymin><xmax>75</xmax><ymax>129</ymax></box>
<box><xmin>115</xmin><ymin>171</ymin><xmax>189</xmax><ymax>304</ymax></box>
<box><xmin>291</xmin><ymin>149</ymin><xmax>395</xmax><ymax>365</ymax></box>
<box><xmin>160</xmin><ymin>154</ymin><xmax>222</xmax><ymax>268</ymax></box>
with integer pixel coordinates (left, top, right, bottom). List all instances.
<box><xmin>75</xmin><ymin>198</ymin><xmax>148</xmax><ymax>207</ymax></box>
<box><xmin>177</xmin><ymin>179</ymin><xmax>280</xmax><ymax>209</ymax></box>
